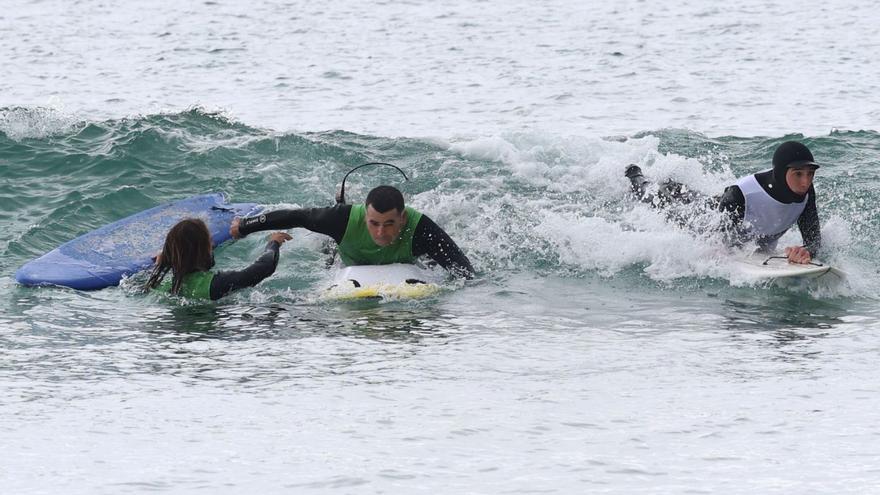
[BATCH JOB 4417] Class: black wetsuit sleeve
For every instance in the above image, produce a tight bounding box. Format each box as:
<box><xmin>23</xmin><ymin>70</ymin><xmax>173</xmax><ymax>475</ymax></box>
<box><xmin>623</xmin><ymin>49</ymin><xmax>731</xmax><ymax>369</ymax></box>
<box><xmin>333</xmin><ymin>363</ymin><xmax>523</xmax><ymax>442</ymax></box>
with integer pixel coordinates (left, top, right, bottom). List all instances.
<box><xmin>798</xmin><ymin>187</ymin><xmax>821</xmax><ymax>256</ymax></box>
<box><xmin>209</xmin><ymin>240</ymin><xmax>281</xmax><ymax>300</ymax></box>
<box><xmin>239</xmin><ymin>205</ymin><xmax>351</xmax><ymax>243</ymax></box>
<box><xmin>411</xmin><ymin>215</ymin><xmax>475</xmax><ymax>278</ymax></box>
<box><xmin>716</xmin><ymin>185</ymin><xmax>748</xmax><ymax>247</ymax></box>
<box><xmin>717</xmin><ymin>185</ymin><xmax>745</xmax><ymax>223</ymax></box>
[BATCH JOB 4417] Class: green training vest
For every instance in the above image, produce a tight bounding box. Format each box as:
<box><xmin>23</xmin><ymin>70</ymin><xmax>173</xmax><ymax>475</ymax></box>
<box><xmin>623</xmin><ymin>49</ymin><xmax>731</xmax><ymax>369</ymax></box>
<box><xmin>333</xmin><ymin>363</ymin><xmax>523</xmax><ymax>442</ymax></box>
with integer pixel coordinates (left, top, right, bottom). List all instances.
<box><xmin>155</xmin><ymin>271</ymin><xmax>215</xmax><ymax>300</ymax></box>
<box><xmin>338</xmin><ymin>205</ymin><xmax>422</xmax><ymax>266</ymax></box>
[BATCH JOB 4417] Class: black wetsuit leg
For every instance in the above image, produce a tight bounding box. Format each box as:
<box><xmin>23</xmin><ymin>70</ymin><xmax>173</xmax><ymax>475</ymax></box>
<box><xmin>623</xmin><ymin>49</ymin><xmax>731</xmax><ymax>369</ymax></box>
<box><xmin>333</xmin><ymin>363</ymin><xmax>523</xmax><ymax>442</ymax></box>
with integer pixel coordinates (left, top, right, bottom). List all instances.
<box><xmin>625</xmin><ymin>164</ymin><xmax>653</xmax><ymax>202</ymax></box>
<box><xmin>625</xmin><ymin>164</ymin><xmax>711</xmax><ymax>209</ymax></box>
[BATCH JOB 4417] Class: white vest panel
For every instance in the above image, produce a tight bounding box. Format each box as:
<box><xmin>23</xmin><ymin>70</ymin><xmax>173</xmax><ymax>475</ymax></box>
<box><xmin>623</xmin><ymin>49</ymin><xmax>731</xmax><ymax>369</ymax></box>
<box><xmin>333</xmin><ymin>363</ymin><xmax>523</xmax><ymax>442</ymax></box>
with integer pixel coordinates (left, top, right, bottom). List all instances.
<box><xmin>735</xmin><ymin>173</ymin><xmax>807</xmax><ymax>238</ymax></box>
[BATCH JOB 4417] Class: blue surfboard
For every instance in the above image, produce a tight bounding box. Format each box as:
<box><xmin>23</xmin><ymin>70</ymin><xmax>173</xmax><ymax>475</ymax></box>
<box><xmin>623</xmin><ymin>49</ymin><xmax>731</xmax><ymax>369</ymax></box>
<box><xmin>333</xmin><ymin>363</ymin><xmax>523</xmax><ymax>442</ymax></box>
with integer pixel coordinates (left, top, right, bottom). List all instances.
<box><xmin>15</xmin><ymin>193</ymin><xmax>262</xmax><ymax>290</ymax></box>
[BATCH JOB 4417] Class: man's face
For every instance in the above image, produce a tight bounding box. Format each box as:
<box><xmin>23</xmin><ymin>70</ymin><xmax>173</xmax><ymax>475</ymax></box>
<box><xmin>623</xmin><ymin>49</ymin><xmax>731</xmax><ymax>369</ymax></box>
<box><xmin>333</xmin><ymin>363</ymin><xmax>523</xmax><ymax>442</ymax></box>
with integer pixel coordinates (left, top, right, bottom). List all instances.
<box><xmin>785</xmin><ymin>167</ymin><xmax>816</xmax><ymax>196</ymax></box>
<box><xmin>365</xmin><ymin>205</ymin><xmax>406</xmax><ymax>246</ymax></box>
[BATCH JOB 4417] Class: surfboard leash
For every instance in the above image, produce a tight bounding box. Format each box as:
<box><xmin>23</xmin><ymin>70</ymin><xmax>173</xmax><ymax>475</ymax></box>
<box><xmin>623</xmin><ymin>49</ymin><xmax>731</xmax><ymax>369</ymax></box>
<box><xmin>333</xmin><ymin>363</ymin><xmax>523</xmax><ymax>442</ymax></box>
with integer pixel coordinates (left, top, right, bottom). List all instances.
<box><xmin>762</xmin><ymin>256</ymin><xmax>824</xmax><ymax>267</ymax></box>
<box><xmin>336</xmin><ymin>162</ymin><xmax>409</xmax><ymax>205</ymax></box>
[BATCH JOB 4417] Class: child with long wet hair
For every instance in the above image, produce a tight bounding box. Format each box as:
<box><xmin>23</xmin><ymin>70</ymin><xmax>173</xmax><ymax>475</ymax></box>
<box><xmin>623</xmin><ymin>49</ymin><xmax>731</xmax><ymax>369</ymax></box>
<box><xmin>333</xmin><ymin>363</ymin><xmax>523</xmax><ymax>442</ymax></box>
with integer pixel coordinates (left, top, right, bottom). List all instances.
<box><xmin>146</xmin><ymin>218</ymin><xmax>291</xmax><ymax>300</ymax></box>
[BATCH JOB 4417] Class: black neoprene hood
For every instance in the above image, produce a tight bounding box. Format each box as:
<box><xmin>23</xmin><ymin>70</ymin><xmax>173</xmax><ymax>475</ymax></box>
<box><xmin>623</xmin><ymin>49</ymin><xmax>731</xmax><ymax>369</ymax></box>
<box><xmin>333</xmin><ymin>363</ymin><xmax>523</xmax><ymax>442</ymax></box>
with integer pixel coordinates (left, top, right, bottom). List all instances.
<box><xmin>769</xmin><ymin>141</ymin><xmax>818</xmax><ymax>201</ymax></box>
<box><xmin>773</xmin><ymin>141</ymin><xmax>819</xmax><ymax>170</ymax></box>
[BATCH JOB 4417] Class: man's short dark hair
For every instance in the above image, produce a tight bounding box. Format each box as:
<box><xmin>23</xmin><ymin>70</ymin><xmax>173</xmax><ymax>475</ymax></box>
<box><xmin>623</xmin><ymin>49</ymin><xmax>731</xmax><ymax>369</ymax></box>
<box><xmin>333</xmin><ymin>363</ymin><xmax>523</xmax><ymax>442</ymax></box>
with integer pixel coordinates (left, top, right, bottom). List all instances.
<box><xmin>365</xmin><ymin>185</ymin><xmax>405</xmax><ymax>213</ymax></box>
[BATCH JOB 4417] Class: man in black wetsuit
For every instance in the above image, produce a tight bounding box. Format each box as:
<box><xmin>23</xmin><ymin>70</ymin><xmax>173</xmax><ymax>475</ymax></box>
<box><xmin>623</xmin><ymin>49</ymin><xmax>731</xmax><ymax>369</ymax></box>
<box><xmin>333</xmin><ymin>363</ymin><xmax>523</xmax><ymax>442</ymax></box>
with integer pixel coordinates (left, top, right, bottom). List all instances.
<box><xmin>230</xmin><ymin>185</ymin><xmax>474</xmax><ymax>278</ymax></box>
<box><xmin>625</xmin><ymin>141</ymin><xmax>821</xmax><ymax>264</ymax></box>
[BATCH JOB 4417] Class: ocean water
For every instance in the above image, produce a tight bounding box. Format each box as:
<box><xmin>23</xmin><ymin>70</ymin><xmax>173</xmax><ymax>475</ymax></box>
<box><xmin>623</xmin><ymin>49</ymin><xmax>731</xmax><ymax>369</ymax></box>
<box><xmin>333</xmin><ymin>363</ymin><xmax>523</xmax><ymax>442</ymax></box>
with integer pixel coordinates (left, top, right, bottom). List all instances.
<box><xmin>3</xmin><ymin>1</ymin><xmax>880</xmax><ymax>493</ymax></box>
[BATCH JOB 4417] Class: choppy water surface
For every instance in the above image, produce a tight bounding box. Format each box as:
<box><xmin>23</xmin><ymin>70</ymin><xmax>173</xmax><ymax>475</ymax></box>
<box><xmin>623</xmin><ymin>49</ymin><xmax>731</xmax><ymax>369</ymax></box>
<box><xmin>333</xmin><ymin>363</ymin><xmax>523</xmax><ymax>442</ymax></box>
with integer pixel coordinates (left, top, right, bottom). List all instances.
<box><xmin>4</xmin><ymin>272</ymin><xmax>880</xmax><ymax>493</ymax></box>
<box><xmin>2</xmin><ymin>0</ymin><xmax>879</xmax><ymax>136</ymax></box>
<box><xmin>3</xmin><ymin>0</ymin><xmax>880</xmax><ymax>493</ymax></box>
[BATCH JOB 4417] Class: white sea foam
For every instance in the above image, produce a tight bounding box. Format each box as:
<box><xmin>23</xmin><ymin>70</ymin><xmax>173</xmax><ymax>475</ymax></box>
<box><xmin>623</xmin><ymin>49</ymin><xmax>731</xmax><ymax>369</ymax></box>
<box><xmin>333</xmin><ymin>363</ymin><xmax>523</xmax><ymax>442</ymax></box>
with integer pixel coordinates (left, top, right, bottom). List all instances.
<box><xmin>0</xmin><ymin>105</ymin><xmax>79</xmax><ymax>141</ymax></box>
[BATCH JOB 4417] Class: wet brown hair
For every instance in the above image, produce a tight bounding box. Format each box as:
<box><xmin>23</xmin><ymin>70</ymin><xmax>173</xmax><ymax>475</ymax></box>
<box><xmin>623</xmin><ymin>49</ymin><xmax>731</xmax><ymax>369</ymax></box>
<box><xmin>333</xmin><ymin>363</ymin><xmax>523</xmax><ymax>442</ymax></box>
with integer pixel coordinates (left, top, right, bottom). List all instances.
<box><xmin>146</xmin><ymin>218</ymin><xmax>213</xmax><ymax>294</ymax></box>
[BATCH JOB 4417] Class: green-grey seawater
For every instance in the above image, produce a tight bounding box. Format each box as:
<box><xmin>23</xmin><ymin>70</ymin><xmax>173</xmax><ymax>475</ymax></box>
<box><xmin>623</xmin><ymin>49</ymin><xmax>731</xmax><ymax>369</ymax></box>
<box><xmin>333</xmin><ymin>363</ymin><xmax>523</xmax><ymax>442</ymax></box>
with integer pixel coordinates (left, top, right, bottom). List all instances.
<box><xmin>3</xmin><ymin>108</ymin><xmax>880</xmax><ymax>493</ymax></box>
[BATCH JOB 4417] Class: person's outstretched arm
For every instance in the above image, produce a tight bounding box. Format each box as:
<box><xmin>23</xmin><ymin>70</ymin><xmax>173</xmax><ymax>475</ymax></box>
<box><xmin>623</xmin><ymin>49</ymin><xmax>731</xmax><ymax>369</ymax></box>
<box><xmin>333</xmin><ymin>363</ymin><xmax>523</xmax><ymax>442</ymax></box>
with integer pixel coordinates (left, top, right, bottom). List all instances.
<box><xmin>210</xmin><ymin>232</ymin><xmax>291</xmax><ymax>300</ymax></box>
<box><xmin>232</xmin><ymin>205</ymin><xmax>352</xmax><ymax>243</ymax></box>
<box><xmin>411</xmin><ymin>215</ymin><xmax>475</xmax><ymax>278</ymax></box>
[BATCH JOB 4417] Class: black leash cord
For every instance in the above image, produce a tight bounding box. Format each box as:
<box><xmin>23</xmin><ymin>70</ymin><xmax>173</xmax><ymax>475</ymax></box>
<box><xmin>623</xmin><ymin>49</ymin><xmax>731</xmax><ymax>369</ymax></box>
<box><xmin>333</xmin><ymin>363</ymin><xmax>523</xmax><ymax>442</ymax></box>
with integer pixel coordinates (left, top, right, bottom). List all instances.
<box><xmin>337</xmin><ymin>162</ymin><xmax>408</xmax><ymax>205</ymax></box>
<box><xmin>762</xmin><ymin>255</ymin><xmax>823</xmax><ymax>267</ymax></box>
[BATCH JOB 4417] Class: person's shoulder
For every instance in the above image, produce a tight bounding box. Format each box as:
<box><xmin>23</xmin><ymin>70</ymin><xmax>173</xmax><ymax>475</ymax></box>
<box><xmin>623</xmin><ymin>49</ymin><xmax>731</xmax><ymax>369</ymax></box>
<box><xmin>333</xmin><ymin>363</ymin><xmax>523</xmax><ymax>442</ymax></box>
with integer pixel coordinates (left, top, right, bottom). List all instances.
<box><xmin>335</xmin><ymin>203</ymin><xmax>356</xmax><ymax>217</ymax></box>
<box><xmin>723</xmin><ymin>182</ymin><xmax>743</xmax><ymax>191</ymax></box>
<box><xmin>409</xmin><ymin>207</ymin><xmax>429</xmax><ymax>219</ymax></box>
<box><xmin>718</xmin><ymin>184</ymin><xmax>745</xmax><ymax>208</ymax></box>
<box><xmin>303</xmin><ymin>203</ymin><xmax>352</xmax><ymax>217</ymax></box>
<box><xmin>306</xmin><ymin>203</ymin><xmax>350</xmax><ymax>211</ymax></box>
<box><xmin>403</xmin><ymin>205</ymin><xmax>425</xmax><ymax>220</ymax></box>
<box><xmin>722</xmin><ymin>183</ymin><xmax>744</xmax><ymax>196</ymax></box>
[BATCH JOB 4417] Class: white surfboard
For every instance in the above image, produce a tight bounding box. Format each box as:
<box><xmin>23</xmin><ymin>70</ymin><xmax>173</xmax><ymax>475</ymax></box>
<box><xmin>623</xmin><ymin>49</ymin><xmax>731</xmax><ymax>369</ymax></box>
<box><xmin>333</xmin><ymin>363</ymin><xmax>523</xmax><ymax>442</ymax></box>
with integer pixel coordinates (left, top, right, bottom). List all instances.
<box><xmin>732</xmin><ymin>253</ymin><xmax>846</xmax><ymax>282</ymax></box>
<box><xmin>322</xmin><ymin>263</ymin><xmax>444</xmax><ymax>300</ymax></box>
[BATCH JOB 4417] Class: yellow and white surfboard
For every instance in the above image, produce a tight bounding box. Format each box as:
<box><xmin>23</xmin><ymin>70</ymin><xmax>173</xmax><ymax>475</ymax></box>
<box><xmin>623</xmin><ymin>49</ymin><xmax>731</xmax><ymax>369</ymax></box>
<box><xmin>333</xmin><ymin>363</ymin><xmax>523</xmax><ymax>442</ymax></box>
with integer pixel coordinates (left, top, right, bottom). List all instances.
<box><xmin>322</xmin><ymin>263</ymin><xmax>443</xmax><ymax>300</ymax></box>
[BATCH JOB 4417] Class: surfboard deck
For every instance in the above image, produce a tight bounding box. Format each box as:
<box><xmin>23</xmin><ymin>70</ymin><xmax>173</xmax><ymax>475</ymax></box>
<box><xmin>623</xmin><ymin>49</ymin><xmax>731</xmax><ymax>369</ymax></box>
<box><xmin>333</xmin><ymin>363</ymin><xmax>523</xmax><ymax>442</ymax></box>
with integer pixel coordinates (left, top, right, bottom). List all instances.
<box><xmin>732</xmin><ymin>253</ymin><xmax>846</xmax><ymax>281</ymax></box>
<box><xmin>322</xmin><ymin>263</ymin><xmax>443</xmax><ymax>300</ymax></box>
<box><xmin>15</xmin><ymin>193</ymin><xmax>261</xmax><ymax>290</ymax></box>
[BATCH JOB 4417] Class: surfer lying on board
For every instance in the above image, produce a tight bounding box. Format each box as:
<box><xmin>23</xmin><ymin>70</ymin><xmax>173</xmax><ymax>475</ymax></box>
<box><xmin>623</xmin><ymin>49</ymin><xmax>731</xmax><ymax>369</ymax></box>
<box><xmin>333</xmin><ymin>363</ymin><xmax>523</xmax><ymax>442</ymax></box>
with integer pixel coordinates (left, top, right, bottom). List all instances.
<box><xmin>625</xmin><ymin>140</ymin><xmax>821</xmax><ymax>264</ymax></box>
<box><xmin>230</xmin><ymin>185</ymin><xmax>475</xmax><ymax>278</ymax></box>
<box><xmin>146</xmin><ymin>218</ymin><xmax>292</xmax><ymax>300</ymax></box>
